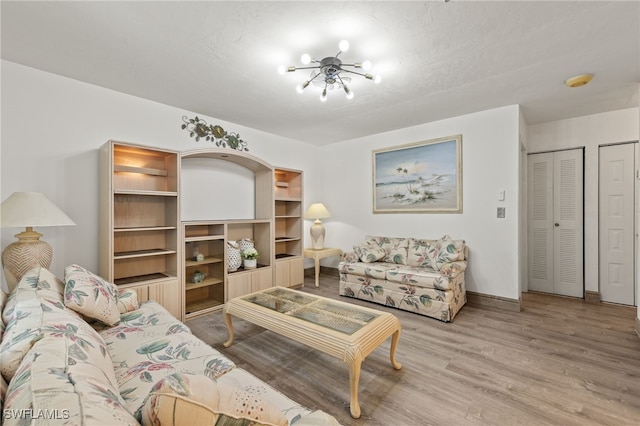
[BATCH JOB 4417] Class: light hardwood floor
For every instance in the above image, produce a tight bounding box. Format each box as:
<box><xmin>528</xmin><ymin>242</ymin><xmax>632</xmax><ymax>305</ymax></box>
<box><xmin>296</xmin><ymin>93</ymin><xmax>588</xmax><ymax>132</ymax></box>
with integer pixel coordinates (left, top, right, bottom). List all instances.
<box><xmin>187</xmin><ymin>273</ymin><xmax>640</xmax><ymax>426</ymax></box>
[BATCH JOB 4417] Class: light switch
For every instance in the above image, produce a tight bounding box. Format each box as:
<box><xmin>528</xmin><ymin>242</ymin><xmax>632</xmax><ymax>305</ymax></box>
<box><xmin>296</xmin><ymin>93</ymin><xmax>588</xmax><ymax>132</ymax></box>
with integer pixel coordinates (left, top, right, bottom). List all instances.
<box><xmin>498</xmin><ymin>189</ymin><xmax>505</xmax><ymax>201</ymax></box>
<box><xmin>497</xmin><ymin>207</ymin><xmax>506</xmax><ymax>218</ymax></box>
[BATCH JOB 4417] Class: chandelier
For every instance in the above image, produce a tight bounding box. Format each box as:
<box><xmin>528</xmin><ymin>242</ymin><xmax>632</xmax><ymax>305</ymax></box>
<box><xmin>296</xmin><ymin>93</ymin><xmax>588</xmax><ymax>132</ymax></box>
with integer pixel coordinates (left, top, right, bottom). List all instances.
<box><xmin>278</xmin><ymin>40</ymin><xmax>381</xmax><ymax>101</ymax></box>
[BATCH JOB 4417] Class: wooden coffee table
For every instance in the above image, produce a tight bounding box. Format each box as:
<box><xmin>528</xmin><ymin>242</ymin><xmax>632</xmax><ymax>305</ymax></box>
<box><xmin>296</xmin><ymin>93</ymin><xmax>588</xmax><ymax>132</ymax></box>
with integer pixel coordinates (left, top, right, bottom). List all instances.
<box><xmin>223</xmin><ymin>287</ymin><xmax>402</xmax><ymax>418</ymax></box>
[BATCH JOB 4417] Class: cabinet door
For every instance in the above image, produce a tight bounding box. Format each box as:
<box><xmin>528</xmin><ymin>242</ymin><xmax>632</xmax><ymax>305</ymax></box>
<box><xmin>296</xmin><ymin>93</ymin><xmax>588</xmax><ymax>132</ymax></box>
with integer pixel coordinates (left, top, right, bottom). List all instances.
<box><xmin>149</xmin><ymin>280</ymin><xmax>182</xmax><ymax>319</ymax></box>
<box><xmin>227</xmin><ymin>273</ymin><xmax>252</xmax><ymax>300</ymax></box>
<box><xmin>289</xmin><ymin>258</ymin><xmax>304</xmax><ymax>287</ymax></box>
<box><xmin>275</xmin><ymin>261</ymin><xmax>290</xmax><ymax>287</ymax></box>
<box><xmin>252</xmin><ymin>268</ymin><xmax>273</xmax><ymax>292</ymax></box>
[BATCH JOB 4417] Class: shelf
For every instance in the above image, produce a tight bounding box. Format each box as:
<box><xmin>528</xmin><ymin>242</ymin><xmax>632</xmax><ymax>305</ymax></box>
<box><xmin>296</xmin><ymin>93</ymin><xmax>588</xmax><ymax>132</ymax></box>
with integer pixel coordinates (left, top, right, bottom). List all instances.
<box><xmin>114</xmin><ymin>164</ymin><xmax>168</xmax><ymax>176</ymax></box>
<box><xmin>114</xmin><ymin>226</ymin><xmax>177</xmax><ymax>232</ymax></box>
<box><xmin>275</xmin><ymin>253</ymin><xmax>297</xmax><ymax>259</ymax></box>
<box><xmin>185</xmin><ymin>235</ymin><xmax>224</xmax><ymax>242</ymax></box>
<box><xmin>185</xmin><ymin>277</ymin><xmax>223</xmax><ymax>291</ymax></box>
<box><xmin>275</xmin><ymin>215</ymin><xmax>301</xmax><ymax>219</ymax></box>
<box><xmin>114</xmin><ymin>248</ymin><xmax>177</xmax><ymax>259</ymax></box>
<box><xmin>275</xmin><ymin>237</ymin><xmax>300</xmax><ymax>242</ymax></box>
<box><xmin>228</xmin><ymin>264</ymin><xmax>270</xmax><ymax>274</ymax></box>
<box><xmin>185</xmin><ymin>299</ymin><xmax>223</xmax><ymax>316</ymax></box>
<box><xmin>185</xmin><ymin>256</ymin><xmax>223</xmax><ymax>267</ymax></box>
<box><xmin>114</xmin><ymin>189</ymin><xmax>178</xmax><ymax>197</ymax></box>
<box><xmin>274</xmin><ymin>197</ymin><xmax>302</xmax><ymax>202</ymax></box>
<box><xmin>114</xmin><ymin>272</ymin><xmax>174</xmax><ymax>286</ymax></box>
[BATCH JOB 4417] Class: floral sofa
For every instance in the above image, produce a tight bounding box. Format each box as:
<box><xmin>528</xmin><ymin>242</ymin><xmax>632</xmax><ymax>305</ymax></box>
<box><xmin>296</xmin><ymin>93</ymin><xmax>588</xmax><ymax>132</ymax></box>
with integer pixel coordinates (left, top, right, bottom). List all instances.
<box><xmin>339</xmin><ymin>235</ymin><xmax>467</xmax><ymax>322</ymax></box>
<box><xmin>0</xmin><ymin>265</ymin><xmax>340</xmax><ymax>425</ymax></box>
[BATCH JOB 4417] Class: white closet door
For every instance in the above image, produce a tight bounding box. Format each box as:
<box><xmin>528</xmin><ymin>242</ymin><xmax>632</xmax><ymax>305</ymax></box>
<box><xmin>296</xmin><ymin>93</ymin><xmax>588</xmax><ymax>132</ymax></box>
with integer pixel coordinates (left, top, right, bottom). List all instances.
<box><xmin>528</xmin><ymin>153</ymin><xmax>554</xmax><ymax>293</ymax></box>
<box><xmin>599</xmin><ymin>143</ymin><xmax>636</xmax><ymax>305</ymax></box>
<box><xmin>553</xmin><ymin>149</ymin><xmax>584</xmax><ymax>298</ymax></box>
<box><xmin>528</xmin><ymin>149</ymin><xmax>583</xmax><ymax>297</ymax></box>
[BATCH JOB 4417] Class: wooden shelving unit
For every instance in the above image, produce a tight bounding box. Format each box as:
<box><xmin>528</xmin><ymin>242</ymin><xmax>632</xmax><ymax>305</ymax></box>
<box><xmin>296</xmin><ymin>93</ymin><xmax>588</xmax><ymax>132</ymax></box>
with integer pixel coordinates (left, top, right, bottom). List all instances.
<box><xmin>99</xmin><ymin>141</ymin><xmax>181</xmax><ymax>319</ymax></box>
<box><xmin>274</xmin><ymin>168</ymin><xmax>304</xmax><ymax>288</ymax></box>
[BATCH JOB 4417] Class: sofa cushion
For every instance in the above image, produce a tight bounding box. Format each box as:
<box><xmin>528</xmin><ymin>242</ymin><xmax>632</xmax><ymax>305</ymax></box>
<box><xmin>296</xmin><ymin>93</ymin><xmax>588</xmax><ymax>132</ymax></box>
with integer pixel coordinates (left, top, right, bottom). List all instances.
<box><xmin>407</xmin><ymin>238</ymin><xmax>438</xmax><ymax>268</ymax></box>
<box><xmin>353</xmin><ymin>244</ymin><xmax>386</xmax><ymax>263</ymax></box>
<box><xmin>140</xmin><ymin>373</ymin><xmax>288</xmax><ymax>426</ymax></box>
<box><xmin>432</xmin><ymin>235</ymin><xmax>466</xmax><ymax>270</ymax></box>
<box><xmin>387</xmin><ymin>266</ymin><xmax>456</xmax><ymax>290</ymax></box>
<box><xmin>64</xmin><ymin>264</ymin><xmax>121</xmax><ymax>326</ymax></box>
<box><xmin>339</xmin><ymin>261</ymin><xmax>399</xmax><ymax>280</ymax></box>
<box><xmin>0</xmin><ymin>267</ymin><xmax>77</xmax><ymax>381</ymax></box>
<box><xmin>3</xmin><ymin>337</ymin><xmax>137</xmax><ymax>426</ymax></box>
<box><xmin>366</xmin><ymin>236</ymin><xmax>409</xmax><ymax>264</ymax></box>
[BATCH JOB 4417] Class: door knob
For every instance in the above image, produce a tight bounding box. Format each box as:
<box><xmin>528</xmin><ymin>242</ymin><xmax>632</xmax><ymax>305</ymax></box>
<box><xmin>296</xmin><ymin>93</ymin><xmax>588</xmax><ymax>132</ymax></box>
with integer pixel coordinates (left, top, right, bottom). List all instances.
<box><xmin>554</xmin><ymin>223</ymin><xmax>560</xmax><ymax>227</ymax></box>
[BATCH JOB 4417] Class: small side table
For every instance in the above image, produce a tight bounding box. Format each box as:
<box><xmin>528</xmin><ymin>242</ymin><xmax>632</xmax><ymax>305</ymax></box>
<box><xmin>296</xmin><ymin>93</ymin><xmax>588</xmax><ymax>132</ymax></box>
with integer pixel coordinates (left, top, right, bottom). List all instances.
<box><xmin>303</xmin><ymin>247</ymin><xmax>342</xmax><ymax>287</ymax></box>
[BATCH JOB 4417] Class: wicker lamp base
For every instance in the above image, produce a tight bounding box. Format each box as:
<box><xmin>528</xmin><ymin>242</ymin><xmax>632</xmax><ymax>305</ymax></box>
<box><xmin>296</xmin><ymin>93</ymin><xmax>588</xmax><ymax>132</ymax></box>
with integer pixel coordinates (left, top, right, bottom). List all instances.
<box><xmin>1</xmin><ymin>228</ymin><xmax>53</xmax><ymax>293</ymax></box>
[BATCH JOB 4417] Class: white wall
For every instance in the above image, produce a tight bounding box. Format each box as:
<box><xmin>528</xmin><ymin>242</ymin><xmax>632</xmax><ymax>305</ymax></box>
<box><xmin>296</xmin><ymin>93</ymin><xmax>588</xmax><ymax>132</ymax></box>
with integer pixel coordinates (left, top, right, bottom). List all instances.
<box><xmin>0</xmin><ymin>60</ymin><xmax>320</xmax><ymax>290</ymax></box>
<box><xmin>319</xmin><ymin>105</ymin><xmax>522</xmax><ymax>300</ymax></box>
<box><xmin>527</xmin><ymin>108</ymin><xmax>640</xmax><ymax>296</ymax></box>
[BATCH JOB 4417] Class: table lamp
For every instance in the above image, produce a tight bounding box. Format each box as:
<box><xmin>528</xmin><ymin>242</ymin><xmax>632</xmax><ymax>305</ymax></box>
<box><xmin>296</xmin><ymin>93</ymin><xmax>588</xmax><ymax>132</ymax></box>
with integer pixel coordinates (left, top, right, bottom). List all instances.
<box><xmin>1</xmin><ymin>192</ymin><xmax>76</xmax><ymax>292</ymax></box>
<box><xmin>304</xmin><ymin>203</ymin><xmax>331</xmax><ymax>249</ymax></box>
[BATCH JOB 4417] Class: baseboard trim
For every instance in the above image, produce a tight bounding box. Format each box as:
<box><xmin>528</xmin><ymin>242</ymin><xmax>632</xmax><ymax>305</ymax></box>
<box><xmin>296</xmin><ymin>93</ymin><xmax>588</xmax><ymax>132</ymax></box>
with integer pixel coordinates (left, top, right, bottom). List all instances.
<box><xmin>636</xmin><ymin>317</ymin><xmax>640</xmax><ymax>339</ymax></box>
<box><xmin>466</xmin><ymin>291</ymin><xmax>521</xmax><ymax>312</ymax></box>
<box><xmin>585</xmin><ymin>291</ymin><xmax>601</xmax><ymax>304</ymax></box>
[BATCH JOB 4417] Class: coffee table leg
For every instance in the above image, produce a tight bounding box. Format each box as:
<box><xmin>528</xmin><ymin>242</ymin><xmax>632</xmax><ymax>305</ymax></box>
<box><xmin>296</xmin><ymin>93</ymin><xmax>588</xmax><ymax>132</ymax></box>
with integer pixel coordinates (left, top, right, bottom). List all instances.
<box><xmin>390</xmin><ymin>328</ymin><xmax>402</xmax><ymax>370</ymax></box>
<box><xmin>223</xmin><ymin>312</ymin><xmax>235</xmax><ymax>348</ymax></box>
<box><xmin>348</xmin><ymin>359</ymin><xmax>362</xmax><ymax>418</ymax></box>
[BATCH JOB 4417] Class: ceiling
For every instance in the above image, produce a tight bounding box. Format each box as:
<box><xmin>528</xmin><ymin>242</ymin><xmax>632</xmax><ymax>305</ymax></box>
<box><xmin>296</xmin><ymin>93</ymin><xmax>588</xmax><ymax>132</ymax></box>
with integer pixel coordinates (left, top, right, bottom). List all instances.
<box><xmin>2</xmin><ymin>1</ymin><xmax>639</xmax><ymax>146</ymax></box>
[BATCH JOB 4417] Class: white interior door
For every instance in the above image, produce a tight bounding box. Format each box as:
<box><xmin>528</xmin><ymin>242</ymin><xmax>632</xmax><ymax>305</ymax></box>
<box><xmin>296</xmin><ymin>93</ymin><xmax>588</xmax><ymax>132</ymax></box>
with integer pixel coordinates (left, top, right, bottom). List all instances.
<box><xmin>599</xmin><ymin>143</ymin><xmax>636</xmax><ymax>305</ymax></box>
<box><xmin>528</xmin><ymin>153</ymin><xmax>554</xmax><ymax>293</ymax></box>
<box><xmin>528</xmin><ymin>149</ymin><xmax>584</xmax><ymax>297</ymax></box>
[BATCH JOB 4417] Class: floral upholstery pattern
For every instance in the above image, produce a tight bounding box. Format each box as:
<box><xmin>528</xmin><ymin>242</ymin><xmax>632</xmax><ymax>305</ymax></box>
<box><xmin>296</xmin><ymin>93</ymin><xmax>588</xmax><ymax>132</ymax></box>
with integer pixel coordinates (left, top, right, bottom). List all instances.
<box><xmin>0</xmin><ymin>290</ymin><xmax>6</xmax><ymax>411</ymax></box>
<box><xmin>140</xmin><ymin>373</ymin><xmax>288</xmax><ymax>426</ymax></box>
<box><xmin>100</xmin><ymin>301</ymin><xmax>236</xmax><ymax>419</ymax></box>
<box><xmin>64</xmin><ymin>263</ymin><xmax>121</xmax><ymax>326</ymax></box>
<box><xmin>0</xmin><ymin>267</ymin><xmax>79</xmax><ymax>381</ymax></box>
<box><xmin>353</xmin><ymin>244</ymin><xmax>386</xmax><ymax>263</ymax></box>
<box><xmin>365</xmin><ymin>236</ymin><xmax>409</xmax><ymax>264</ymax></box>
<box><xmin>340</xmin><ymin>235</ymin><xmax>467</xmax><ymax>322</ymax></box>
<box><xmin>117</xmin><ymin>288</ymin><xmax>140</xmax><ymax>314</ymax></box>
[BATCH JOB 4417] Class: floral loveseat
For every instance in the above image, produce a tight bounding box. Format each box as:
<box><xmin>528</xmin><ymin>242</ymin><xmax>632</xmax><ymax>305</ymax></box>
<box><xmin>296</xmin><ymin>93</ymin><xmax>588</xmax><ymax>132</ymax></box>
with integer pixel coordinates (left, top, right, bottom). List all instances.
<box><xmin>339</xmin><ymin>235</ymin><xmax>467</xmax><ymax>322</ymax></box>
<box><xmin>0</xmin><ymin>266</ymin><xmax>340</xmax><ymax>425</ymax></box>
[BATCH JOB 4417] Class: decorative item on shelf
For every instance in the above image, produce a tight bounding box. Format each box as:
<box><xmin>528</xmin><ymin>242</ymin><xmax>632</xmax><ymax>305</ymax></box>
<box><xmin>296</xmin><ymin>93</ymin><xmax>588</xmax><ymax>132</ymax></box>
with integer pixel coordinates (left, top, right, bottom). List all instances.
<box><xmin>192</xmin><ymin>270</ymin><xmax>207</xmax><ymax>284</ymax></box>
<box><xmin>304</xmin><ymin>203</ymin><xmax>332</xmax><ymax>250</ymax></box>
<box><xmin>239</xmin><ymin>238</ymin><xmax>254</xmax><ymax>253</ymax></box>
<box><xmin>196</xmin><ymin>253</ymin><xmax>205</xmax><ymax>262</ymax></box>
<box><xmin>278</xmin><ymin>39</ymin><xmax>381</xmax><ymax>101</ymax></box>
<box><xmin>241</xmin><ymin>247</ymin><xmax>259</xmax><ymax>269</ymax></box>
<box><xmin>0</xmin><ymin>192</ymin><xmax>76</xmax><ymax>292</ymax></box>
<box><xmin>181</xmin><ymin>116</ymin><xmax>249</xmax><ymax>151</ymax></box>
<box><xmin>227</xmin><ymin>241</ymin><xmax>242</xmax><ymax>272</ymax></box>
<box><xmin>192</xmin><ymin>244</ymin><xmax>200</xmax><ymax>261</ymax></box>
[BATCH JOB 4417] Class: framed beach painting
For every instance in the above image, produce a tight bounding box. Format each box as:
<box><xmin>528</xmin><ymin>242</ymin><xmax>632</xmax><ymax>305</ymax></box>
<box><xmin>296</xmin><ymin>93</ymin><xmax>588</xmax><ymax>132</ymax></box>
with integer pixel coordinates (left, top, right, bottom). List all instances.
<box><xmin>372</xmin><ymin>135</ymin><xmax>462</xmax><ymax>213</ymax></box>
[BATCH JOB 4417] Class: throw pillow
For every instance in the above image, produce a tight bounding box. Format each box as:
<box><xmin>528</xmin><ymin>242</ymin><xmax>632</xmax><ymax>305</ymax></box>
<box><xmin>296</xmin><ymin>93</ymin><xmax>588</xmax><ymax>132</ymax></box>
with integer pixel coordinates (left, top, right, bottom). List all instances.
<box><xmin>141</xmin><ymin>373</ymin><xmax>288</xmax><ymax>426</ymax></box>
<box><xmin>116</xmin><ymin>288</ymin><xmax>139</xmax><ymax>314</ymax></box>
<box><xmin>407</xmin><ymin>238</ymin><xmax>438</xmax><ymax>268</ymax></box>
<box><xmin>64</xmin><ymin>264</ymin><xmax>120</xmax><ymax>326</ymax></box>
<box><xmin>432</xmin><ymin>235</ymin><xmax>465</xmax><ymax>270</ymax></box>
<box><xmin>353</xmin><ymin>244</ymin><xmax>386</xmax><ymax>263</ymax></box>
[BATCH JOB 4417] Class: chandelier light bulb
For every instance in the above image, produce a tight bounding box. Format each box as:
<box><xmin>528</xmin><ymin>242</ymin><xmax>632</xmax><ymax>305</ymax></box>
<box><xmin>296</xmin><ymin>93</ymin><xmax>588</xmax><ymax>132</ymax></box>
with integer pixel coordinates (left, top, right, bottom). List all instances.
<box><xmin>338</xmin><ymin>40</ymin><xmax>349</xmax><ymax>52</ymax></box>
<box><xmin>277</xmin><ymin>65</ymin><xmax>286</xmax><ymax>75</ymax></box>
<box><xmin>374</xmin><ymin>75</ymin><xmax>382</xmax><ymax>84</ymax></box>
<box><xmin>344</xmin><ymin>86</ymin><xmax>354</xmax><ymax>100</ymax></box>
<box><xmin>320</xmin><ymin>89</ymin><xmax>327</xmax><ymax>102</ymax></box>
<box><xmin>301</xmin><ymin>53</ymin><xmax>311</xmax><ymax>65</ymax></box>
<box><xmin>296</xmin><ymin>80</ymin><xmax>310</xmax><ymax>94</ymax></box>
<box><xmin>362</xmin><ymin>60</ymin><xmax>372</xmax><ymax>71</ymax></box>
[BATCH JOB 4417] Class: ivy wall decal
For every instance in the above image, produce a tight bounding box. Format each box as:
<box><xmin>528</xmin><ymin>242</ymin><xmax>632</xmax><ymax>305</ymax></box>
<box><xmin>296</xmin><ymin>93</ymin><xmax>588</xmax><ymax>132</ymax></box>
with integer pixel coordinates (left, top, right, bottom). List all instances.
<box><xmin>181</xmin><ymin>116</ymin><xmax>249</xmax><ymax>151</ymax></box>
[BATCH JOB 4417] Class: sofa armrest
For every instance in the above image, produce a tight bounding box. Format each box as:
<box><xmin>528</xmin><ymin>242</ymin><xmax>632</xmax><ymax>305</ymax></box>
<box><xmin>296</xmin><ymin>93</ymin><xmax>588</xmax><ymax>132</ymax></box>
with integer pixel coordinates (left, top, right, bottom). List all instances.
<box><xmin>341</xmin><ymin>251</ymin><xmax>359</xmax><ymax>263</ymax></box>
<box><xmin>440</xmin><ymin>260</ymin><xmax>467</xmax><ymax>277</ymax></box>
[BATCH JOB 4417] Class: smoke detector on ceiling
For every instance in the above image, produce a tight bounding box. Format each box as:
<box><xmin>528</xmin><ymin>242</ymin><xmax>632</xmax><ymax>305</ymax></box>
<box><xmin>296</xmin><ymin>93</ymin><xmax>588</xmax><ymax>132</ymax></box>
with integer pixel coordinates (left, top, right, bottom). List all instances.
<box><xmin>565</xmin><ymin>74</ymin><xmax>593</xmax><ymax>88</ymax></box>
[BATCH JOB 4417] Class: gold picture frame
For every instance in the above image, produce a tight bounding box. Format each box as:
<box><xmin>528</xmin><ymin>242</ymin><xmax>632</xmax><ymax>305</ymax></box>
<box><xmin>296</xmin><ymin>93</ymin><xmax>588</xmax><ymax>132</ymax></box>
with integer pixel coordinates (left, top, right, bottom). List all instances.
<box><xmin>373</xmin><ymin>135</ymin><xmax>462</xmax><ymax>213</ymax></box>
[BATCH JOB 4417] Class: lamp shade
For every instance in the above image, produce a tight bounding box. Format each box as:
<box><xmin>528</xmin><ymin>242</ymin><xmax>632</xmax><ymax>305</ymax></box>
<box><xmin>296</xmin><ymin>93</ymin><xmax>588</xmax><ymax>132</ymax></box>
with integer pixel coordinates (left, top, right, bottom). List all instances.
<box><xmin>1</xmin><ymin>192</ymin><xmax>76</xmax><ymax>228</ymax></box>
<box><xmin>304</xmin><ymin>203</ymin><xmax>331</xmax><ymax>220</ymax></box>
